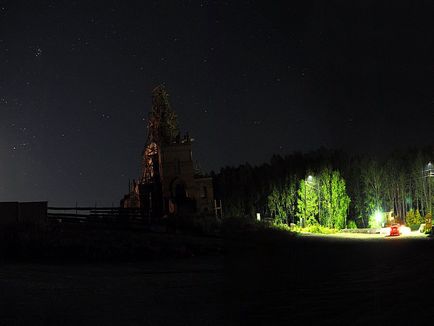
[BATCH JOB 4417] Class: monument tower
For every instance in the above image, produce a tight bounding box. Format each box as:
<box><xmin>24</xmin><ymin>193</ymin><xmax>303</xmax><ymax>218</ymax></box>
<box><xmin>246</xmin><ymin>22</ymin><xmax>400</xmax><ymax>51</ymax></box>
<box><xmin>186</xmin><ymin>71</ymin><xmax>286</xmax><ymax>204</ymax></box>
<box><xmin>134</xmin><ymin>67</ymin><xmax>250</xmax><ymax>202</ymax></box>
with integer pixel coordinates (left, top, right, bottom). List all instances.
<box><xmin>121</xmin><ymin>85</ymin><xmax>214</xmax><ymax>217</ymax></box>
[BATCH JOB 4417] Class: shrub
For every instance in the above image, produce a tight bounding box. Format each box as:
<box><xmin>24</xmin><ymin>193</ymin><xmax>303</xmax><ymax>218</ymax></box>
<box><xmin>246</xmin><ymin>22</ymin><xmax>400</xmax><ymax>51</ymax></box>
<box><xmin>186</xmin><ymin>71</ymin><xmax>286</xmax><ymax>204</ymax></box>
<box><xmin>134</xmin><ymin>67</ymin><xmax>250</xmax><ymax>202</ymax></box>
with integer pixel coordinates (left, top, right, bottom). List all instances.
<box><xmin>347</xmin><ymin>220</ymin><xmax>357</xmax><ymax>229</ymax></box>
<box><xmin>271</xmin><ymin>222</ymin><xmax>292</xmax><ymax>232</ymax></box>
<box><xmin>415</xmin><ymin>209</ymin><xmax>423</xmax><ymax>225</ymax></box>
<box><xmin>303</xmin><ymin>223</ymin><xmax>337</xmax><ymax>234</ymax></box>
<box><xmin>405</xmin><ymin>209</ymin><xmax>418</xmax><ymax>230</ymax></box>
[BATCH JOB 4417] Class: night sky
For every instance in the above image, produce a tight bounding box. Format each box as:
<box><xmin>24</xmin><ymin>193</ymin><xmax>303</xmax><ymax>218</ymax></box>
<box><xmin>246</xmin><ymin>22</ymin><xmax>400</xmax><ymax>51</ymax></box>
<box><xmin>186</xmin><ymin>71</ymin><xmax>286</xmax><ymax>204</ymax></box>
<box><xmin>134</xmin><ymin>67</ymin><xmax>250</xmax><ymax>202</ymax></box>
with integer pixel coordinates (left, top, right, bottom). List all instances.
<box><xmin>1</xmin><ymin>0</ymin><xmax>433</xmax><ymax>205</ymax></box>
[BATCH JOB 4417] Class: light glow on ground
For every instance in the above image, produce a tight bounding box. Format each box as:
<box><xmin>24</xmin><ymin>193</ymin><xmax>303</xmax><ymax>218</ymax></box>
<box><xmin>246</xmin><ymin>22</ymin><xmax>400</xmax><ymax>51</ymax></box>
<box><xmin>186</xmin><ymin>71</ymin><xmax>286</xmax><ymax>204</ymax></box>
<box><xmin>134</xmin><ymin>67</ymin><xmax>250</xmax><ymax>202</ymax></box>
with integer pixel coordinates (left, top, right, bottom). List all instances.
<box><xmin>300</xmin><ymin>231</ymin><xmax>428</xmax><ymax>240</ymax></box>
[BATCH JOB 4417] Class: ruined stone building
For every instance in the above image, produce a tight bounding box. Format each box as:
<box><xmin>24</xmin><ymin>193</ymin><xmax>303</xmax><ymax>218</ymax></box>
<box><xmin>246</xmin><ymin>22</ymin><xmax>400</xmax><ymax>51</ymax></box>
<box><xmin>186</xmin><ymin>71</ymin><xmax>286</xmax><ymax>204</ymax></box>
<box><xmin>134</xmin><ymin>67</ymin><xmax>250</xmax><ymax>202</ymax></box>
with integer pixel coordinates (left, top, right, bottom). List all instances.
<box><xmin>121</xmin><ymin>85</ymin><xmax>214</xmax><ymax>217</ymax></box>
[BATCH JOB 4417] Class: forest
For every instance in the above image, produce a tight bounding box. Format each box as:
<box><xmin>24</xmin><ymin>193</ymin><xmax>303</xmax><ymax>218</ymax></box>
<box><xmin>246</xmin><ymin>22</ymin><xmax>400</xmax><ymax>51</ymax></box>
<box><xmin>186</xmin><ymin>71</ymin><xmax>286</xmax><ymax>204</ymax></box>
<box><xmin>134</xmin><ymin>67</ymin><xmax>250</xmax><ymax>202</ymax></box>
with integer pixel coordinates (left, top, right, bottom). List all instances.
<box><xmin>212</xmin><ymin>147</ymin><xmax>433</xmax><ymax>230</ymax></box>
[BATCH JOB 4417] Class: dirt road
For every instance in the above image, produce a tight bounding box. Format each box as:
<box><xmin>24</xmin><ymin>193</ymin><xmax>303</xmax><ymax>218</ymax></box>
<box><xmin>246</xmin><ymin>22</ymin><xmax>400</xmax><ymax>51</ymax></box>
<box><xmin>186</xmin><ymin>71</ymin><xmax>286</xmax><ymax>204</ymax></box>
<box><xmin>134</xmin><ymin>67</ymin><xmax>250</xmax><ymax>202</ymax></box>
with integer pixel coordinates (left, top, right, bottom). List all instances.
<box><xmin>226</xmin><ymin>233</ymin><xmax>434</xmax><ymax>325</ymax></box>
<box><xmin>1</xmin><ymin>234</ymin><xmax>433</xmax><ymax>325</ymax></box>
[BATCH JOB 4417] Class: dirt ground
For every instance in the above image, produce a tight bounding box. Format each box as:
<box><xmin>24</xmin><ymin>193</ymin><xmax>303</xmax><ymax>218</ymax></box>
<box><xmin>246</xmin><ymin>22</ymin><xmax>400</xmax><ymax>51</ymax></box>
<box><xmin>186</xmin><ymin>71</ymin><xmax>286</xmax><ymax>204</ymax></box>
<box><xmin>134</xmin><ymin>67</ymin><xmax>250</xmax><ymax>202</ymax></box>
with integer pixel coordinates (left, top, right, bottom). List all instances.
<box><xmin>1</xmin><ymin>233</ymin><xmax>433</xmax><ymax>325</ymax></box>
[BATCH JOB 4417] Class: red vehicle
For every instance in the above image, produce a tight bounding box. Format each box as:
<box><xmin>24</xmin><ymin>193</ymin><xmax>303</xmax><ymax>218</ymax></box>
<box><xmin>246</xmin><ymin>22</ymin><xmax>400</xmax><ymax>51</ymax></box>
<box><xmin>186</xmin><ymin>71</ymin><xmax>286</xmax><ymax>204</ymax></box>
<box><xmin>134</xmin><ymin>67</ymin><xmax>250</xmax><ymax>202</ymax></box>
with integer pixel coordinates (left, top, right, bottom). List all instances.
<box><xmin>389</xmin><ymin>224</ymin><xmax>400</xmax><ymax>236</ymax></box>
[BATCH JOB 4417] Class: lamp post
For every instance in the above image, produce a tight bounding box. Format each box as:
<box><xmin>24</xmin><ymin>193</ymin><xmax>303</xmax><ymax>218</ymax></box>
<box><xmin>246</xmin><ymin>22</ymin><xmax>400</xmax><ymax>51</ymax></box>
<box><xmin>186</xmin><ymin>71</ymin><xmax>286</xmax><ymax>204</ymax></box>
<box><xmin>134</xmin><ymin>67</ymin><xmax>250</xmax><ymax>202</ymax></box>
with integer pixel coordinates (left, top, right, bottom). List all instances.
<box><xmin>425</xmin><ymin>162</ymin><xmax>433</xmax><ymax>215</ymax></box>
<box><xmin>421</xmin><ymin>162</ymin><xmax>433</xmax><ymax>232</ymax></box>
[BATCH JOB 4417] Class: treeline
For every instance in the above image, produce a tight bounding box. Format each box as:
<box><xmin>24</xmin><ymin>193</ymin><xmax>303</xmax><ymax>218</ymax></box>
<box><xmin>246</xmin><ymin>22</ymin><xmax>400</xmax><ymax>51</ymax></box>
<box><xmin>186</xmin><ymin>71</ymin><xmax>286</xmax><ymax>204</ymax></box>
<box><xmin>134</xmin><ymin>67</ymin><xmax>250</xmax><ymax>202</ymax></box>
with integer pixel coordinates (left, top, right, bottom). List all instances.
<box><xmin>212</xmin><ymin>147</ymin><xmax>433</xmax><ymax>229</ymax></box>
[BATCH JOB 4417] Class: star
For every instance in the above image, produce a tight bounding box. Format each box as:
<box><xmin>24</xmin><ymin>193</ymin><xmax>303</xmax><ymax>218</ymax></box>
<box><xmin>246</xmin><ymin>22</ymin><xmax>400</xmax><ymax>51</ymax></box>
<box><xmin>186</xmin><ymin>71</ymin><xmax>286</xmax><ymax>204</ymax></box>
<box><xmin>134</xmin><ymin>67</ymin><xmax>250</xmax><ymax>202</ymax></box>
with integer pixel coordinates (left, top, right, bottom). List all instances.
<box><xmin>35</xmin><ymin>47</ymin><xmax>42</xmax><ymax>57</ymax></box>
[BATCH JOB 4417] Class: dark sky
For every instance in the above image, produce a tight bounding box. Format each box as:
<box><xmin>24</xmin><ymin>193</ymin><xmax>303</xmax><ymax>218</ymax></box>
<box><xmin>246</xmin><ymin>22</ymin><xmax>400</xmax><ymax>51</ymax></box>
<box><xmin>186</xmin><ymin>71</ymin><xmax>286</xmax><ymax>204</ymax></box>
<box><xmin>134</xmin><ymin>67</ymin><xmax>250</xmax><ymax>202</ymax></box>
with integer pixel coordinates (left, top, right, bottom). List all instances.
<box><xmin>1</xmin><ymin>0</ymin><xmax>433</xmax><ymax>204</ymax></box>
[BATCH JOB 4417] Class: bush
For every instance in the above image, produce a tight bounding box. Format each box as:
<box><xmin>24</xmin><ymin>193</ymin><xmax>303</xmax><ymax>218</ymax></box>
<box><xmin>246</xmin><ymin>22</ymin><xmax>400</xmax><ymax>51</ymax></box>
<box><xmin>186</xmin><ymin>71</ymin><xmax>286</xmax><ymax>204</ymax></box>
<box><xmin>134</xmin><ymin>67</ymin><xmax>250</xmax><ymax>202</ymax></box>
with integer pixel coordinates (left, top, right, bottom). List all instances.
<box><xmin>279</xmin><ymin>222</ymin><xmax>337</xmax><ymax>234</ymax></box>
<box><xmin>271</xmin><ymin>222</ymin><xmax>292</xmax><ymax>232</ymax></box>
<box><xmin>347</xmin><ymin>220</ymin><xmax>357</xmax><ymax>229</ymax></box>
<box><xmin>297</xmin><ymin>223</ymin><xmax>337</xmax><ymax>234</ymax></box>
<box><xmin>415</xmin><ymin>209</ymin><xmax>423</xmax><ymax>226</ymax></box>
<box><xmin>406</xmin><ymin>209</ymin><xmax>425</xmax><ymax>231</ymax></box>
<box><xmin>406</xmin><ymin>209</ymin><xmax>417</xmax><ymax>230</ymax></box>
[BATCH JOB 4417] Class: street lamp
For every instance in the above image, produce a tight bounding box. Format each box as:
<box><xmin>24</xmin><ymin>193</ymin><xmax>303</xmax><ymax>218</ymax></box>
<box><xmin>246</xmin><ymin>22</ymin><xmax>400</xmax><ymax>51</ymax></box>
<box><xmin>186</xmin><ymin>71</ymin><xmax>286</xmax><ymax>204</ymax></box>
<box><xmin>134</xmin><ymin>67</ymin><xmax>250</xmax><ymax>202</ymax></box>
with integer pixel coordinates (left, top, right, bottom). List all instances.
<box><xmin>425</xmin><ymin>162</ymin><xmax>433</xmax><ymax>214</ymax></box>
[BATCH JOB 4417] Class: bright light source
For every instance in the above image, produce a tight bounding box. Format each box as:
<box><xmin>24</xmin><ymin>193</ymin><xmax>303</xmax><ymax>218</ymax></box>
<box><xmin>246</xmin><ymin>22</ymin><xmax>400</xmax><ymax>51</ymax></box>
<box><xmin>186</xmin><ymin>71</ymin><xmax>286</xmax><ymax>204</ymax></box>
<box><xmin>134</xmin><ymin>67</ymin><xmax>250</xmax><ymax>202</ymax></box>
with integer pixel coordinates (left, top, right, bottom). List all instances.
<box><xmin>399</xmin><ymin>225</ymin><xmax>411</xmax><ymax>235</ymax></box>
<box><xmin>256</xmin><ymin>213</ymin><xmax>261</xmax><ymax>221</ymax></box>
<box><xmin>374</xmin><ymin>210</ymin><xmax>383</xmax><ymax>223</ymax></box>
<box><xmin>307</xmin><ymin>175</ymin><xmax>313</xmax><ymax>183</ymax></box>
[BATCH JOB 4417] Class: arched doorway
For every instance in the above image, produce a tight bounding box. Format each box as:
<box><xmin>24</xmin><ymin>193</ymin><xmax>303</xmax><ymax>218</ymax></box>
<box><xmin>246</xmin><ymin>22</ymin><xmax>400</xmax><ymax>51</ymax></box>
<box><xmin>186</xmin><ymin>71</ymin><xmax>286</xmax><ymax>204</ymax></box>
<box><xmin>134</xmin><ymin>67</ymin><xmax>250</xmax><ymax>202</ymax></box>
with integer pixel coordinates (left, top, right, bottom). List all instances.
<box><xmin>170</xmin><ymin>178</ymin><xmax>187</xmax><ymax>201</ymax></box>
<box><xmin>169</xmin><ymin>178</ymin><xmax>196</xmax><ymax>215</ymax></box>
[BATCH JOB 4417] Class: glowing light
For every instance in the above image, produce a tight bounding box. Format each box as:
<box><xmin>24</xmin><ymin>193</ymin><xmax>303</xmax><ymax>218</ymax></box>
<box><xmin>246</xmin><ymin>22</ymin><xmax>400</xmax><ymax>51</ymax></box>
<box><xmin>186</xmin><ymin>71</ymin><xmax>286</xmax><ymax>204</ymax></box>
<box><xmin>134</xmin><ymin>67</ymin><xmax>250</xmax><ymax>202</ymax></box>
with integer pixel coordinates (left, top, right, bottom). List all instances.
<box><xmin>374</xmin><ymin>210</ymin><xmax>383</xmax><ymax>223</ymax></box>
<box><xmin>399</xmin><ymin>225</ymin><xmax>411</xmax><ymax>235</ymax></box>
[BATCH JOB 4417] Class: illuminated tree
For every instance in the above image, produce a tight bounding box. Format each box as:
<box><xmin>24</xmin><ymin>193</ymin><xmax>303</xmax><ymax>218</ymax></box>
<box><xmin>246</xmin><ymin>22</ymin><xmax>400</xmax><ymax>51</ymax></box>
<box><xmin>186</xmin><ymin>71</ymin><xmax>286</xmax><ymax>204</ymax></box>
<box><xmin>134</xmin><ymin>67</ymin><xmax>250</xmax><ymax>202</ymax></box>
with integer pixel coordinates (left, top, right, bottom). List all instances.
<box><xmin>361</xmin><ymin>160</ymin><xmax>383</xmax><ymax>217</ymax></box>
<box><xmin>320</xmin><ymin>170</ymin><xmax>350</xmax><ymax>229</ymax></box>
<box><xmin>415</xmin><ymin>209</ymin><xmax>423</xmax><ymax>226</ymax></box>
<box><xmin>405</xmin><ymin>209</ymin><xmax>424</xmax><ymax>230</ymax></box>
<box><xmin>405</xmin><ymin>209</ymin><xmax>416</xmax><ymax>228</ymax></box>
<box><xmin>212</xmin><ymin>147</ymin><xmax>433</xmax><ymax>224</ymax></box>
<box><xmin>319</xmin><ymin>169</ymin><xmax>332</xmax><ymax>227</ymax></box>
<box><xmin>267</xmin><ymin>178</ymin><xmax>297</xmax><ymax>224</ymax></box>
<box><xmin>296</xmin><ymin>179</ymin><xmax>318</xmax><ymax>226</ymax></box>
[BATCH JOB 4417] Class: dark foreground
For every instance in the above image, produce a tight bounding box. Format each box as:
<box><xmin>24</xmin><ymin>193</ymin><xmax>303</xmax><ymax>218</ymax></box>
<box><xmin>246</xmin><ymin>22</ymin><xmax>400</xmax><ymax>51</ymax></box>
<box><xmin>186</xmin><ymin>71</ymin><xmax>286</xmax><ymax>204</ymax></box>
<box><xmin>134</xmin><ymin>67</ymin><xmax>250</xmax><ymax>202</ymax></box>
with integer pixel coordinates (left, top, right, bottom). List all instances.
<box><xmin>1</xmin><ymin>234</ymin><xmax>433</xmax><ymax>325</ymax></box>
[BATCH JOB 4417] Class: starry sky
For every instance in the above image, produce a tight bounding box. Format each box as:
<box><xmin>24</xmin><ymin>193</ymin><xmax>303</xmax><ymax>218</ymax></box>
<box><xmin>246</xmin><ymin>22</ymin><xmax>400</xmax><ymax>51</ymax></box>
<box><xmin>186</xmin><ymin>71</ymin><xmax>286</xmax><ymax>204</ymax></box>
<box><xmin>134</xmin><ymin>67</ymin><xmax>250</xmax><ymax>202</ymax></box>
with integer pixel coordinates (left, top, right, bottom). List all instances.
<box><xmin>1</xmin><ymin>0</ymin><xmax>433</xmax><ymax>205</ymax></box>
